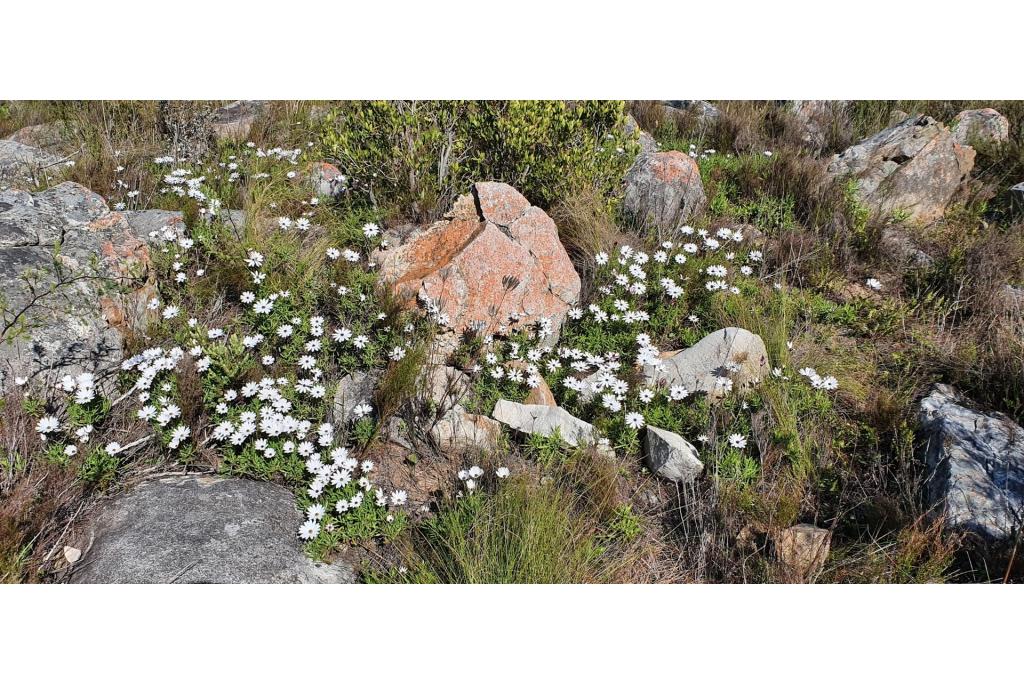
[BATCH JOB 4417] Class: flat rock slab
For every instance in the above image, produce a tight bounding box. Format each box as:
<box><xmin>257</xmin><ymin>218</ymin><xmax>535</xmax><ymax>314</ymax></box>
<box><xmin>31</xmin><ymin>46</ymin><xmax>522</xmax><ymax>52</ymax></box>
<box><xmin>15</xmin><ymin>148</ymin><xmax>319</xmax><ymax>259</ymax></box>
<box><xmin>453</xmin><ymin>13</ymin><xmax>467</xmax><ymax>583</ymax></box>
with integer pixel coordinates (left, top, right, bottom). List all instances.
<box><xmin>72</xmin><ymin>475</ymin><xmax>355</xmax><ymax>584</ymax></box>
<box><xmin>492</xmin><ymin>399</ymin><xmax>608</xmax><ymax>453</ymax></box>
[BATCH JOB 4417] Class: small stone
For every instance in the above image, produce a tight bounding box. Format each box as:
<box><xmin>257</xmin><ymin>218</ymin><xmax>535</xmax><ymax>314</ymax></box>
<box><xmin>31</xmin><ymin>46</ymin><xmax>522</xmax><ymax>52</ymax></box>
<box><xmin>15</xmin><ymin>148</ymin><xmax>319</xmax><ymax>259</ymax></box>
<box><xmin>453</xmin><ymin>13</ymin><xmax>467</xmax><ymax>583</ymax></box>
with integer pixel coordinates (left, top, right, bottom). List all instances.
<box><xmin>644</xmin><ymin>425</ymin><xmax>703</xmax><ymax>484</ymax></box>
<box><xmin>773</xmin><ymin>524</ymin><xmax>831</xmax><ymax>582</ymax></box>
<box><xmin>63</xmin><ymin>546</ymin><xmax>82</xmax><ymax>565</ymax></box>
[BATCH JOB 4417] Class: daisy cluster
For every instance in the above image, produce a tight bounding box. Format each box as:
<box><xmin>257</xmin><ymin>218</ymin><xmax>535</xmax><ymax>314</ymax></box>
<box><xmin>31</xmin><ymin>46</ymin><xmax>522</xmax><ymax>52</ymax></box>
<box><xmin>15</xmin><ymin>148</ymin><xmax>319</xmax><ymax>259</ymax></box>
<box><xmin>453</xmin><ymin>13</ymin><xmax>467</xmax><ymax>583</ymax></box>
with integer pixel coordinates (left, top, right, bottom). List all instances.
<box><xmin>473</xmin><ymin>227</ymin><xmax>763</xmax><ymax>431</ymax></box>
<box><xmin>34</xmin><ymin>141</ymin><xmax>434</xmax><ymax>544</ymax></box>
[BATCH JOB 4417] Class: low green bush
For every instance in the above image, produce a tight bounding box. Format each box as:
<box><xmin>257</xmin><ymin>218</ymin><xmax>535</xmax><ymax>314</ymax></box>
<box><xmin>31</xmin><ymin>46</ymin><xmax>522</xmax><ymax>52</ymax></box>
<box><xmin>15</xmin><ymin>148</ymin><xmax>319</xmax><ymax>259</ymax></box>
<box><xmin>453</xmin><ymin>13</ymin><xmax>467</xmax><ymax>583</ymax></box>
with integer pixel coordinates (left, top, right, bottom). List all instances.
<box><xmin>318</xmin><ymin>100</ymin><xmax>638</xmax><ymax>218</ymax></box>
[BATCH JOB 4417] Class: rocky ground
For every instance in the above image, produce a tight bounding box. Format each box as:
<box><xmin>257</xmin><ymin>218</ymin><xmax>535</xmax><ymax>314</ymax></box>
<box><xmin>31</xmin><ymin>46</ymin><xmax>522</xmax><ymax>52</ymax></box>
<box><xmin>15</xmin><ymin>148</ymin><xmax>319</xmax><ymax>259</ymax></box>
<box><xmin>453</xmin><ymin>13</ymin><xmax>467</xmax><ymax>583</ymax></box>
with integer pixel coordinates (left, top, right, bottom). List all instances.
<box><xmin>1</xmin><ymin>100</ymin><xmax>1022</xmax><ymax>583</ymax></box>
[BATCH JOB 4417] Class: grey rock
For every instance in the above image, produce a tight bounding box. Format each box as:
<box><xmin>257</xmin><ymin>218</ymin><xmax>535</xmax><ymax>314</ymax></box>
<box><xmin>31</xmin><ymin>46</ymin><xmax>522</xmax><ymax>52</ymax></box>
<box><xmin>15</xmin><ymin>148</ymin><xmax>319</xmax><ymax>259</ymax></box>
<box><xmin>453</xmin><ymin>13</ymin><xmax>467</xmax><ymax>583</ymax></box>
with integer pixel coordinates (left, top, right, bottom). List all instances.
<box><xmin>951</xmin><ymin>108</ymin><xmax>1010</xmax><ymax>147</ymax></box>
<box><xmin>662</xmin><ymin>100</ymin><xmax>721</xmax><ymax>133</ymax></box>
<box><xmin>492</xmin><ymin>399</ymin><xmax>608</xmax><ymax>452</ymax></box>
<box><xmin>644</xmin><ymin>425</ymin><xmax>703</xmax><ymax>484</ymax></box>
<box><xmin>880</xmin><ymin>227</ymin><xmax>933</xmax><ymax>268</ymax></box>
<box><xmin>0</xmin><ymin>139</ymin><xmax>61</xmax><ymax>186</ymax></box>
<box><xmin>6</xmin><ymin>121</ymin><xmax>73</xmax><ymax>153</ymax></box>
<box><xmin>919</xmin><ymin>384</ymin><xmax>1024</xmax><ymax>540</ymax></box>
<box><xmin>122</xmin><ymin>209</ymin><xmax>186</xmax><ymax>241</ymax></box>
<box><xmin>208</xmin><ymin>207</ymin><xmax>246</xmax><ymax>228</ymax></box>
<box><xmin>624</xmin><ymin>150</ymin><xmax>707</xmax><ymax>236</ymax></box>
<box><xmin>624</xmin><ymin>114</ymin><xmax>659</xmax><ymax>154</ymax></box>
<box><xmin>789</xmin><ymin>100</ymin><xmax>848</xmax><ymax>151</ymax></box>
<box><xmin>827</xmin><ymin>115</ymin><xmax>975</xmax><ymax>224</ymax></box>
<box><xmin>210</xmin><ymin>100</ymin><xmax>265</xmax><ymax>142</ymax></box>
<box><xmin>332</xmin><ymin>369</ymin><xmax>380</xmax><ymax>424</ymax></box>
<box><xmin>419</xmin><ymin>364</ymin><xmax>470</xmax><ymax>415</ymax></box>
<box><xmin>308</xmin><ymin>162</ymin><xmax>347</xmax><ymax>199</ymax></box>
<box><xmin>644</xmin><ymin>327</ymin><xmax>768</xmax><ymax>401</ymax></box>
<box><xmin>430</xmin><ymin>405</ymin><xmax>501</xmax><ymax>454</ymax></box>
<box><xmin>0</xmin><ymin>183</ymin><xmax>170</xmax><ymax>392</ymax></box>
<box><xmin>383</xmin><ymin>416</ymin><xmax>415</xmax><ymax>450</ymax></box>
<box><xmin>1010</xmin><ymin>181</ymin><xmax>1024</xmax><ymax>217</ymax></box>
<box><xmin>71</xmin><ymin>474</ymin><xmax>355</xmax><ymax>583</ymax></box>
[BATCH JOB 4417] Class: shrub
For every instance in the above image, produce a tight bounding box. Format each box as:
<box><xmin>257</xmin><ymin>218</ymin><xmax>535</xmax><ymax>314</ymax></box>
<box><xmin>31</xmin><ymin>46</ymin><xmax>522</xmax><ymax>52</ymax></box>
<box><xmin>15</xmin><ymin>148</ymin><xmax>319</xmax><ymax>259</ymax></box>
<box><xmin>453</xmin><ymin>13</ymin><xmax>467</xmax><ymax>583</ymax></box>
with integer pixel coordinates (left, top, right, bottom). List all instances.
<box><xmin>318</xmin><ymin>100</ymin><xmax>638</xmax><ymax>219</ymax></box>
<box><xmin>79</xmin><ymin>446</ymin><xmax>119</xmax><ymax>489</ymax></box>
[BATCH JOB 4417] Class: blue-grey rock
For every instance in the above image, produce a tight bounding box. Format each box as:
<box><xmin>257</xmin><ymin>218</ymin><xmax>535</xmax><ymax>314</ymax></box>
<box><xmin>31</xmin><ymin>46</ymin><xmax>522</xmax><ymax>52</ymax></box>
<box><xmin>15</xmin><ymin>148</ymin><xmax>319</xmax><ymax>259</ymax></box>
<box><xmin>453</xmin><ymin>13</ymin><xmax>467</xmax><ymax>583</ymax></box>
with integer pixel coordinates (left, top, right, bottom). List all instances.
<box><xmin>919</xmin><ymin>384</ymin><xmax>1024</xmax><ymax>540</ymax></box>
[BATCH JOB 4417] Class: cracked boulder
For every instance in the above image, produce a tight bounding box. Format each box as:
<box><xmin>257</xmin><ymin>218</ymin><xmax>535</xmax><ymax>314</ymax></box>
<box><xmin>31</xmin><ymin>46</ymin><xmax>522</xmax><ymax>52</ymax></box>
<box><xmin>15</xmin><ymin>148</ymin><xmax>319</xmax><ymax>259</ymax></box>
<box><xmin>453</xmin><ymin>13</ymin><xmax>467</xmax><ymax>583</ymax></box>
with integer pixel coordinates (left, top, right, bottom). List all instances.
<box><xmin>70</xmin><ymin>474</ymin><xmax>355</xmax><ymax>583</ymax></box>
<box><xmin>624</xmin><ymin>150</ymin><xmax>706</xmax><ymax>235</ymax></box>
<box><xmin>918</xmin><ymin>384</ymin><xmax>1024</xmax><ymax>540</ymax></box>
<box><xmin>0</xmin><ymin>182</ymin><xmax>182</xmax><ymax>392</ymax></box>
<box><xmin>827</xmin><ymin>115</ymin><xmax>975</xmax><ymax>224</ymax></box>
<box><xmin>952</xmin><ymin>108</ymin><xmax>1010</xmax><ymax>147</ymax></box>
<box><xmin>374</xmin><ymin>182</ymin><xmax>580</xmax><ymax>340</ymax></box>
<box><xmin>644</xmin><ymin>327</ymin><xmax>768</xmax><ymax>401</ymax></box>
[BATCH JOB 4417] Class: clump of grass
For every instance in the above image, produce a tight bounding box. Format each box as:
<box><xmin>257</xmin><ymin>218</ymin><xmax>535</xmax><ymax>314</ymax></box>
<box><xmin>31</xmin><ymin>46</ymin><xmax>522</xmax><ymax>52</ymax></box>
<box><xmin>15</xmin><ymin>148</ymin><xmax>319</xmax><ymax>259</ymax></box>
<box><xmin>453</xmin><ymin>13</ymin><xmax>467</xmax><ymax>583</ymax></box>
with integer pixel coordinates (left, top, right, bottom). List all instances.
<box><xmin>373</xmin><ymin>476</ymin><xmax>613</xmax><ymax>583</ymax></box>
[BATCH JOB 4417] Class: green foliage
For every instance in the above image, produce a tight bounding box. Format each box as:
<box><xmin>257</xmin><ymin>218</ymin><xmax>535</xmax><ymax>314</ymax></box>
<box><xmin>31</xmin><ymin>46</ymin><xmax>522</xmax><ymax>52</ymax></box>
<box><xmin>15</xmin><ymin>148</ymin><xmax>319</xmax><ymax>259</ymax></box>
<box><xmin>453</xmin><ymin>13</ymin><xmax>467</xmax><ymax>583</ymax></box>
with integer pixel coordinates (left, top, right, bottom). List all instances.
<box><xmin>65</xmin><ymin>397</ymin><xmax>111</xmax><ymax>428</ymax></box>
<box><xmin>307</xmin><ymin>498</ymin><xmax>407</xmax><ymax>561</ymax></box>
<box><xmin>319</xmin><ymin>100</ymin><xmax>638</xmax><ymax>217</ymax></box>
<box><xmin>20</xmin><ymin>395</ymin><xmax>44</xmax><ymax>417</ymax></box>
<box><xmin>700</xmin><ymin>152</ymin><xmax>798</xmax><ymax>231</ymax></box>
<box><xmin>79</xmin><ymin>446</ymin><xmax>119</xmax><ymax>489</ymax></box>
<box><xmin>604</xmin><ymin>504</ymin><xmax>643</xmax><ymax>543</ymax></box>
<box><xmin>42</xmin><ymin>443</ymin><xmax>72</xmax><ymax>468</ymax></box>
<box><xmin>374</xmin><ymin>477</ymin><xmax>608</xmax><ymax>584</ymax></box>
